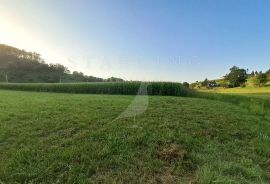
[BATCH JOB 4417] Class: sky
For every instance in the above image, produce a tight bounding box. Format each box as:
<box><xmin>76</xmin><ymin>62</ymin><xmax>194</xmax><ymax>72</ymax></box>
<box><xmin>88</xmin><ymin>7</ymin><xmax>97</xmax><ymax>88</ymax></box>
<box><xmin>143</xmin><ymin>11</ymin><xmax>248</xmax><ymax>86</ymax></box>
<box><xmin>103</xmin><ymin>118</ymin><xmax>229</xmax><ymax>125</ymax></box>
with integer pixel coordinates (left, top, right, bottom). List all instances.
<box><xmin>0</xmin><ymin>0</ymin><xmax>270</xmax><ymax>82</ymax></box>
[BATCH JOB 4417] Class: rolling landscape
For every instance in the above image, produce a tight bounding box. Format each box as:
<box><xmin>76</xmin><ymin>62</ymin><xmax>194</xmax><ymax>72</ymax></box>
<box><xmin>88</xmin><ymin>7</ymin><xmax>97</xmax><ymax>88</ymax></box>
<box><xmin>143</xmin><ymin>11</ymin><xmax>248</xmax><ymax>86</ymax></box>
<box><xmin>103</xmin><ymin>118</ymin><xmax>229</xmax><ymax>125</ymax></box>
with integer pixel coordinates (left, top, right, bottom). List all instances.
<box><xmin>0</xmin><ymin>44</ymin><xmax>270</xmax><ymax>183</ymax></box>
<box><xmin>1</xmin><ymin>1</ymin><xmax>270</xmax><ymax>184</ymax></box>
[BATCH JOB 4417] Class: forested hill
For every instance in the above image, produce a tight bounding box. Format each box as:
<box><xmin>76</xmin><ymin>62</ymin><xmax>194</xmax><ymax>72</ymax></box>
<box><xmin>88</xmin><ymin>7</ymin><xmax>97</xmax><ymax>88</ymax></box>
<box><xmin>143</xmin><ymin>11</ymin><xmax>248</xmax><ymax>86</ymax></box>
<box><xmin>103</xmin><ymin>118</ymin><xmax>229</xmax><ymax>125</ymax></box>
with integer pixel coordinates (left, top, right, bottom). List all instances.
<box><xmin>0</xmin><ymin>44</ymin><xmax>124</xmax><ymax>83</ymax></box>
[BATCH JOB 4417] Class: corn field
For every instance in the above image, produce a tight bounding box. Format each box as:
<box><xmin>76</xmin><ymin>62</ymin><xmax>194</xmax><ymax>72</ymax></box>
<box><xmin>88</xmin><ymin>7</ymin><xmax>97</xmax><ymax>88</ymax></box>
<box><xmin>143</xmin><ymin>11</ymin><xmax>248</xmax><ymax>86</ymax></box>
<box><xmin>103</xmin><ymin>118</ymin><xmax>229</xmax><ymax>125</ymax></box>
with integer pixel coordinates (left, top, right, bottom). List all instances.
<box><xmin>0</xmin><ymin>82</ymin><xmax>190</xmax><ymax>96</ymax></box>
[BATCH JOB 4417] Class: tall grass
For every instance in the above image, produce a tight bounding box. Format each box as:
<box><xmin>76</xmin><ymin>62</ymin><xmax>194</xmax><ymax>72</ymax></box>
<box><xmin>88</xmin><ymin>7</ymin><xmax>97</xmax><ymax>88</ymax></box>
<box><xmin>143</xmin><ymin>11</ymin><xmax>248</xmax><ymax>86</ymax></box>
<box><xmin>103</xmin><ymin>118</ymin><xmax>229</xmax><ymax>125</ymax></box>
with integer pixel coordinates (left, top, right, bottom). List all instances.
<box><xmin>0</xmin><ymin>82</ymin><xmax>190</xmax><ymax>96</ymax></box>
<box><xmin>188</xmin><ymin>91</ymin><xmax>270</xmax><ymax>117</ymax></box>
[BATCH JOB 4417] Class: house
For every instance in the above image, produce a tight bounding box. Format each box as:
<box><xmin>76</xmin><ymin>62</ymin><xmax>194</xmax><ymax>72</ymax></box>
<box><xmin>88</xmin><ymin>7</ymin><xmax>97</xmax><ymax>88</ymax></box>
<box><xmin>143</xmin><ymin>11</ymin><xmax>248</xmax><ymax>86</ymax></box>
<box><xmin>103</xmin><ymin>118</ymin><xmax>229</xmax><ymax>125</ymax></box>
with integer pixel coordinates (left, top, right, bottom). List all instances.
<box><xmin>208</xmin><ymin>81</ymin><xmax>218</xmax><ymax>88</ymax></box>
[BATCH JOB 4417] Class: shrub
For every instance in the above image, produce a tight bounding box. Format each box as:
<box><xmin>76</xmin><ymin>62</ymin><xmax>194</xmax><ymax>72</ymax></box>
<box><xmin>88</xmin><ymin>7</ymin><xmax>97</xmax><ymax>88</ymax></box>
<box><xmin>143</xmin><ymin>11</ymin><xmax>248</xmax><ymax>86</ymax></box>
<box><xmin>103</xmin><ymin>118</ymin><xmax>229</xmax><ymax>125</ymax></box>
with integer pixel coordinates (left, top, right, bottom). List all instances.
<box><xmin>183</xmin><ymin>82</ymin><xmax>190</xmax><ymax>88</ymax></box>
<box><xmin>254</xmin><ymin>73</ymin><xmax>268</xmax><ymax>87</ymax></box>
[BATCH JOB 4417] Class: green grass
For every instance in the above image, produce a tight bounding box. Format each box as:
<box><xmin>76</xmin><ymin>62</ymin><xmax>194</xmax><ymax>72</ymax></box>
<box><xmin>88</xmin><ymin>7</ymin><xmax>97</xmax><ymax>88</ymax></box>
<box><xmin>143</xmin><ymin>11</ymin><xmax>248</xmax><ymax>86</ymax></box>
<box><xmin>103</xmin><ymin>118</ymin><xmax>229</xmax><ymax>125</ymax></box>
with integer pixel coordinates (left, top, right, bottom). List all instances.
<box><xmin>194</xmin><ymin>86</ymin><xmax>270</xmax><ymax>115</ymax></box>
<box><xmin>190</xmin><ymin>92</ymin><xmax>270</xmax><ymax>117</ymax></box>
<box><xmin>200</xmin><ymin>86</ymin><xmax>270</xmax><ymax>95</ymax></box>
<box><xmin>0</xmin><ymin>90</ymin><xmax>269</xmax><ymax>183</ymax></box>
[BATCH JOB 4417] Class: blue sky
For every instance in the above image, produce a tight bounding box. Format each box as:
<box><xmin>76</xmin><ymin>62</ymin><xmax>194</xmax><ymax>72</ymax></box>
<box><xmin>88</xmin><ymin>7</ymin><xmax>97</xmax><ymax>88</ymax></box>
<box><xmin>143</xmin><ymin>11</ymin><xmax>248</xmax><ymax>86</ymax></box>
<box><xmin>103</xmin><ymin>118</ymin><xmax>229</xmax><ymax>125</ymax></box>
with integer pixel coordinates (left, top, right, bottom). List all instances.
<box><xmin>0</xmin><ymin>0</ymin><xmax>270</xmax><ymax>82</ymax></box>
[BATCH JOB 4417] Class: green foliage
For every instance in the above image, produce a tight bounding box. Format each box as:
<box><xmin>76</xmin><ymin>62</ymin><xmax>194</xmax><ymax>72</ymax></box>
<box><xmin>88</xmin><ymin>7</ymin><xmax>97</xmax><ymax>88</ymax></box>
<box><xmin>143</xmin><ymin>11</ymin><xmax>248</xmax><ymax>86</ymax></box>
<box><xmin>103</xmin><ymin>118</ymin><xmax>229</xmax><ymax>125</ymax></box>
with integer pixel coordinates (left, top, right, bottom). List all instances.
<box><xmin>218</xmin><ymin>80</ymin><xmax>230</xmax><ymax>88</ymax></box>
<box><xmin>190</xmin><ymin>81</ymin><xmax>201</xmax><ymax>89</ymax></box>
<box><xmin>0</xmin><ymin>44</ymin><xmax>107</xmax><ymax>83</ymax></box>
<box><xmin>266</xmin><ymin>69</ymin><xmax>270</xmax><ymax>76</ymax></box>
<box><xmin>193</xmin><ymin>67</ymin><xmax>269</xmax><ymax>89</ymax></box>
<box><xmin>254</xmin><ymin>73</ymin><xmax>268</xmax><ymax>87</ymax></box>
<box><xmin>224</xmin><ymin>66</ymin><xmax>248</xmax><ymax>87</ymax></box>
<box><xmin>183</xmin><ymin>82</ymin><xmax>190</xmax><ymax>88</ymax></box>
<box><xmin>0</xmin><ymin>82</ymin><xmax>189</xmax><ymax>96</ymax></box>
<box><xmin>201</xmin><ymin>78</ymin><xmax>209</xmax><ymax>87</ymax></box>
<box><xmin>106</xmin><ymin>77</ymin><xmax>125</xmax><ymax>82</ymax></box>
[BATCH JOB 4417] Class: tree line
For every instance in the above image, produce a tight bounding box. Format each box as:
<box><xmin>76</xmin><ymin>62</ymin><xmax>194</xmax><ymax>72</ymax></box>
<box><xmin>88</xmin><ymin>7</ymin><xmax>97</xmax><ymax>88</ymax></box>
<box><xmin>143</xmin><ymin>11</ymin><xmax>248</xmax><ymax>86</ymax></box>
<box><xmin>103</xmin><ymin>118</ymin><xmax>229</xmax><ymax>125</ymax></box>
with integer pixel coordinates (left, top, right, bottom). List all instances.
<box><xmin>0</xmin><ymin>44</ymin><xmax>124</xmax><ymax>83</ymax></box>
<box><xmin>190</xmin><ymin>66</ymin><xmax>270</xmax><ymax>89</ymax></box>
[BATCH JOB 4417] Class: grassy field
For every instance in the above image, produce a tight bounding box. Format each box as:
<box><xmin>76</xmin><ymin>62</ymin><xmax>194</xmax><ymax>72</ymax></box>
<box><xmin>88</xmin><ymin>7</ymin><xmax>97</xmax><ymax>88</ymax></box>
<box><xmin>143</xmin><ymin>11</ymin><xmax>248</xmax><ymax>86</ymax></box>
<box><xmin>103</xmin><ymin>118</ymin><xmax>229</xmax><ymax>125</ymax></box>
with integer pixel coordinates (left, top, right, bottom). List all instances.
<box><xmin>200</xmin><ymin>86</ymin><xmax>270</xmax><ymax>95</ymax></box>
<box><xmin>0</xmin><ymin>90</ymin><xmax>270</xmax><ymax>183</ymax></box>
<box><xmin>197</xmin><ymin>87</ymin><xmax>270</xmax><ymax>106</ymax></box>
<box><xmin>190</xmin><ymin>86</ymin><xmax>270</xmax><ymax>118</ymax></box>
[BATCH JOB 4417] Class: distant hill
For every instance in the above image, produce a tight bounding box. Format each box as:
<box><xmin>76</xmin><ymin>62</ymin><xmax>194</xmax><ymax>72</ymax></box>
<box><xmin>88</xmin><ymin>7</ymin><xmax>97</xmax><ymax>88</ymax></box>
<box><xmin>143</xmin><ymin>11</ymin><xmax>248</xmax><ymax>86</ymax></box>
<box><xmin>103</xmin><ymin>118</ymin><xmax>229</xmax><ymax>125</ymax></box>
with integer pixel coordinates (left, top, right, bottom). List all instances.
<box><xmin>192</xmin><ymin>75</ymin><xmax>270</xmax><ymax>89</ymax></box>
<box><xmin>0</xmin><ymin>44</ymin><xmax>124</xmax><ymax>83</ymax></box>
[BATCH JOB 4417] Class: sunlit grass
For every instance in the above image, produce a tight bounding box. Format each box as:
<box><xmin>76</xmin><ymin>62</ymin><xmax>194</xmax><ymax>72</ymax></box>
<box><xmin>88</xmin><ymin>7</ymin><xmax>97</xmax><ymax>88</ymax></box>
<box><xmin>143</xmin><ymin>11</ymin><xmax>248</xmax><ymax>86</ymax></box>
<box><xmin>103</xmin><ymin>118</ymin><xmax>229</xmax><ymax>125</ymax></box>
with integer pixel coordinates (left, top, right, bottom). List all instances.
<box><xmin>0</xmin><ymin>90</ymin><xmax>269</xmax><ymax>183</ymax></box>
<box><xmin>198</xmin><ymin>86</ymin><xmax>270</xmax><ymax>95</ymax></box>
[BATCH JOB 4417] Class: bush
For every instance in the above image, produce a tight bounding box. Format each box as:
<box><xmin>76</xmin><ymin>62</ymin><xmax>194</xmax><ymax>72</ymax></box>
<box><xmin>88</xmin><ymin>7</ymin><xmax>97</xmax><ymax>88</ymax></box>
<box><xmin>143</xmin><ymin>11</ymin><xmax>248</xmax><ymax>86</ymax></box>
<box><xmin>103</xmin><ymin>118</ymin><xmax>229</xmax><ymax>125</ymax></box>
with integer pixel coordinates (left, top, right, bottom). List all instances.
<box><xmin>240</xmin><ymin>83</ymin><xmax>246</xmax><ymax>88</ymax></box>
<box><xmin>254</xmin><ymin>73</ymin><xmax>268</xmax><ymax>87</ymax></box>
<box><xmin>183</xmin><ymin>82</ymin><xmax>190</xmax><ymax>88</ymax></box>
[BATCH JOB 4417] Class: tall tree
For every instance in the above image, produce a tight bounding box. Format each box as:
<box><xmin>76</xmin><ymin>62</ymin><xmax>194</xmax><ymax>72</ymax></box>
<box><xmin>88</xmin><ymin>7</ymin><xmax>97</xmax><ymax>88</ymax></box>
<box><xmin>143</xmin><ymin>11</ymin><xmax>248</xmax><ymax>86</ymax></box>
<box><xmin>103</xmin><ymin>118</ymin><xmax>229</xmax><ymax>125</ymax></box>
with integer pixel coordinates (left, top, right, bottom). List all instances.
<box><xmin>201</xmin><ymin>78</ymin><xmax>209</xmax><ymax>87</ymax></box>
<box><xmin>266</xmin><ymin>69</ymin><xmax>270</xmax><ymax>76</ymax></box>
<box><xmin>225</xmin><ymin>66</ymin><xmax>248</xmax><ymax>87</ymax></box>
<box><xmin>49</xmin><ymin>63</ymin><xmax>70</xmax><ymax>83</ymax></box>
<box><xmin>0</xmin><ymin>44</ymin><xmax>122</xmax><ymax>83</ymax></box>
<box><xmin>183</xmin><ymin>82</ymin><xmax>190</xmax><ymax>88</ymax></box>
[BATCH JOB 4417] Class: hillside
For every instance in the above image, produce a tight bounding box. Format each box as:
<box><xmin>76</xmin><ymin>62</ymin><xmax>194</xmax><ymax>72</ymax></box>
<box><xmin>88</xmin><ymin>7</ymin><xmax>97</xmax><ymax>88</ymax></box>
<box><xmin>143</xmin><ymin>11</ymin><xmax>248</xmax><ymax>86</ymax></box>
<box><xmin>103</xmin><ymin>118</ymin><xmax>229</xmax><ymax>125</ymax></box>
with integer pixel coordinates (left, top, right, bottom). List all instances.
<box><xmin>0</xmin><ymin>44</ymin><xmax>123</xmax><ymax>83</ymax></box>
<box><xmin>192</xmin><ymin>69</ymin><xmax>270</xmax><ymax>89</ymax></box>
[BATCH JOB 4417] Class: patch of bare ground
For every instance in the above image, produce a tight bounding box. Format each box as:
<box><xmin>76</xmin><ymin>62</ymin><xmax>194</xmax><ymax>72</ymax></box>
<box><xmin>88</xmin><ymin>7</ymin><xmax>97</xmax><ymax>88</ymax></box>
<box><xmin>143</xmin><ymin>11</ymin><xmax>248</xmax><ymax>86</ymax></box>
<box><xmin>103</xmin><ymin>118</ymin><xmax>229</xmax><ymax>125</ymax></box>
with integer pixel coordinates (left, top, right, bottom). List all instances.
<box><xmin>155</xmin><ymin>143</ymin><xmax>197</xmax><ymax>183</ymax></box>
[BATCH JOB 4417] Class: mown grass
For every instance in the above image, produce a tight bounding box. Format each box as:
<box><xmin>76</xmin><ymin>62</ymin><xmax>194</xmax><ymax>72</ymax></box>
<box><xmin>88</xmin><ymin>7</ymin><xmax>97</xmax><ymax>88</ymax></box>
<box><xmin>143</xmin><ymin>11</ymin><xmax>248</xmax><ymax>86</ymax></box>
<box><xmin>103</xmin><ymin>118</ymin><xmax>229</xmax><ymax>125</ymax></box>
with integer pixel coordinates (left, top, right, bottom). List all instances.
<box><xmin>0</xmin><ymin>82</ymin><xmax>189</xmax><ymax>97</ymax></box>
<box><xmin>0</xmin><ymin>90</ymin><xmax>269</xmax><ymax>183</ymax></box>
